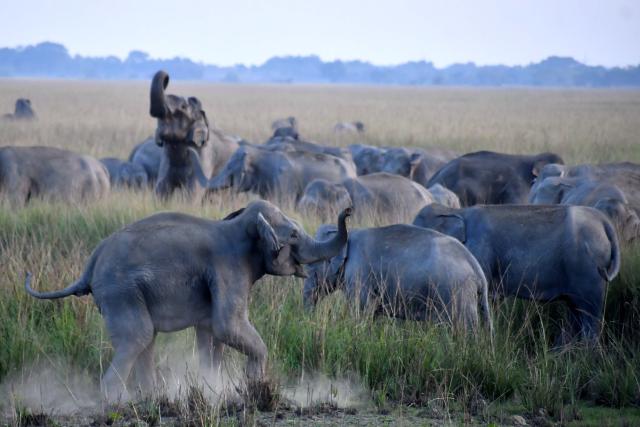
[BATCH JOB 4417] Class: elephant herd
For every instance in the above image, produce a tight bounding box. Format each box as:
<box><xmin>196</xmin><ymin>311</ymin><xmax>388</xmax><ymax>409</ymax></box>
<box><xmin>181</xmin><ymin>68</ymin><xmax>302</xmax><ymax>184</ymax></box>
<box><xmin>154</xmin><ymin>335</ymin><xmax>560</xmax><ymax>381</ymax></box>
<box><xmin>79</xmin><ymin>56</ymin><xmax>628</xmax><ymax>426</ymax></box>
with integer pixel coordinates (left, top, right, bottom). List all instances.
<box><xmin>8</xmin><ymin>70</ymin><xmax>638</xmax><ymax>401</ymax></box>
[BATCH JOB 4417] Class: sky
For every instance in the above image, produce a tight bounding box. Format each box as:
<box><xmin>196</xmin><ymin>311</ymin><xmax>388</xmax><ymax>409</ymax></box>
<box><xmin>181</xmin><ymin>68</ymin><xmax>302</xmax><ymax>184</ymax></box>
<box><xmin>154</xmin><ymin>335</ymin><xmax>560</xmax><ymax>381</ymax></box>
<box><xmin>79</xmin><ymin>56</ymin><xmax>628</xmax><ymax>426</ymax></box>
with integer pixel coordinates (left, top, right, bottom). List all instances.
<box><xmin>1</xmin><ymin>0</ymin><xmax>639</xmax><ymax>68</ymax></box>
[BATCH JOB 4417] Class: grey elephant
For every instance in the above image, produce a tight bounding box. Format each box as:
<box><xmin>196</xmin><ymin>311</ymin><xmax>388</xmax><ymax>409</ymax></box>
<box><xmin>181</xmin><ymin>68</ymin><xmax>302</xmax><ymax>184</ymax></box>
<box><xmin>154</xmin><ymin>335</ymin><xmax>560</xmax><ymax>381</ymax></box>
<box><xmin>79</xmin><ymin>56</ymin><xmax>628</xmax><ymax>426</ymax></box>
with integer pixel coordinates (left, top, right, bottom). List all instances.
<box><xmin>0</xmin><ymin>146</ymin><xmax>110</xmax><ymax>206</ymax></box>
<box><xmin>100</xmin><ymin>157</ymin><xmax>149</xmax><ymax>190</ymax></box>
<box><xmin>303</xmin><ymin>224</ymin><xmax>492</xmax><ymax>333</ymax></box>
<box><xmin>380</xmin><ymin>146</ymin><xmax>457</xmax><ymax>179</ymax></box>
<box><xmin>348</xmin><ymin>144</ymin><xmax>386</xmax><ymax>175</ymax></box>
<box><xmin>128</xmin><ymin>137</ymin><xmax>162</xmax><ymax>185</ymax></box>
<box><xmin>265</xmin><ymin>136</ymin><xmax>354</xmax><ymax>163</ymax></box>
<box><xmin>271</xmin><ymin>116</ymin><xmax>297</xmax><ymax>131</ymax></box>
<box><xmin>427</xmin><ymin>184</ymin><xmax>461</xmax><ymax>208</ymax></box>
<box><xmin>427</xmin><ymin>151</ymin><xmax>564</xmax><ymax>206</ymax></box>
<box><xmin>413</xmin><ymin>203</ymin><xmax>620</xmax><ymax>341</ymax></box>
<box><xmin>26</xmin><ymin>200</ymin><xmax>352</xmax><ymax>401</ymax></box>
<box><xmin>298</xmin><ymin>172</ymin><xmax>434</xmax><ymax>222</ymax></box>
<box><xmin>334</xmin><ymin>121</ymin><xmax>364</xmax><ymax>133</ymax></box>
<box><xmin>529</xmin><ymin>176</ymin><xmax>640</xmax><ymax>242</ymax></box>
<box><xmin>2</xmin><ymin>98</ymin><xmax>36</xmax><ymax>121</ymax></box>
<box><xmin>149</xmin><ymin>70</ymin><xmax>239</xmax><ymax>199</ymax></box>
<box><xmin>206</xmin><ymin>143</ymin><xmax>357</xmax><ymax>203</ymax></box>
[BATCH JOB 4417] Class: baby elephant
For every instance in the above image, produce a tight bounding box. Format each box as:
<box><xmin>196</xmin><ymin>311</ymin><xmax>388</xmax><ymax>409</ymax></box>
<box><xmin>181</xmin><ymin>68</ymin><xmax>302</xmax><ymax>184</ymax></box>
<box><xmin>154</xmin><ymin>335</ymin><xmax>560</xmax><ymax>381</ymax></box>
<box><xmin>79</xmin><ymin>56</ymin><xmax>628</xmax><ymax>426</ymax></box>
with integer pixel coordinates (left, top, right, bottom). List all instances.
<box><xmin>100</xmin><ymin>157</ymin><xmax>149</xmax><ymax>190</ymax></box>
<box><xmin>413</xmin><ymin>204</ymin><xmax>620</xmax><ymax>342</ymax></box>
<box><xmin>298</xmin><ymin>172</ymin><xmax>436</xmax><ymax>223</ymax></box>
<box><xmin>304</xmin><ymin>224</ymin><xmax>492</xmax><ymax>333</ymax></box>
<box><xmin>26</xmin><ymin>200</ymin><xmax>351</xmax><ymax>401</ymax></box>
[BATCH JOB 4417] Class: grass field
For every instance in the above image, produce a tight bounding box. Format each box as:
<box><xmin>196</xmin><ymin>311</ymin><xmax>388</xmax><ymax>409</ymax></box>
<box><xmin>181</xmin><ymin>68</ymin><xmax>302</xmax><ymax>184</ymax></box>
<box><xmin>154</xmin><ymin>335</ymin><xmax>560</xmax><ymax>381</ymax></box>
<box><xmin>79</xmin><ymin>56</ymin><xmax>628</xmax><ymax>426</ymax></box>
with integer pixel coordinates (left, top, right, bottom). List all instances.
<box><xmin>1</xmin><ymin>80</ymin><xmax>640</xmax><ymax>425</ymax></box>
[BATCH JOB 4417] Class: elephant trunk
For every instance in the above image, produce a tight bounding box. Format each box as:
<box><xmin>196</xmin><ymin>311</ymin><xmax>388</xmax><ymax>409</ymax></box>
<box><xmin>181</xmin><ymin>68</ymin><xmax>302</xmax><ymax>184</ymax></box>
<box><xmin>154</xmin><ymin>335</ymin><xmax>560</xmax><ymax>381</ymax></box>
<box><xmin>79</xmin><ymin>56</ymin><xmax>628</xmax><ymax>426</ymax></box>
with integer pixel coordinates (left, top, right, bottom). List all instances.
<box><xmin>188</xmin><ymin>149</ymin><xmax>210</xmax><ymax>187</ymax></box>
<box><xmin>294</xmin><ymin>207</ymin><xmax>352</xmax><ymax>264</ymax></box>
<box><xmin>150</xmin><ymin>70</ymin><xmax>169</xmax><ymax>118</ymax></box>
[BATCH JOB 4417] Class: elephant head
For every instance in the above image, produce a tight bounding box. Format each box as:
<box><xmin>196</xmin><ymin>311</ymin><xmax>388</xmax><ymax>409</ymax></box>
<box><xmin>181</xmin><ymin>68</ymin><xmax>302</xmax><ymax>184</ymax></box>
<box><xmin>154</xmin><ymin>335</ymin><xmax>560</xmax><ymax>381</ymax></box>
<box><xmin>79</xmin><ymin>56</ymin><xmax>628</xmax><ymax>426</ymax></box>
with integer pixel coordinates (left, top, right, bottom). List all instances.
<box><xmin>297</xmin><ymin>179</ymin><xmax>353</xmax><ymax>220</ymax></box>
<box><xmin>349</xmin><ymin>144</ymin><xmax>385</xmax><ymax>175</ymax></box>
<box><xmin>531</xmin><ymin>153</ymin><xmax>565</xmax><ymax>178</ymax></box>
<box><xmin>207</xmin><ymin>145</ymin><xmax>255</xmax><ymax>193</ymax></box>
<box><xmin>302</xmin><ymin>224</ymin><xmax>350</xmax><ymax>309</ymax></box>
<box><xmin>412</xmin><ymin>204</ymin><xmax>466</xmax><ymax>243</ymax></box>
<box><xmin>594</xmin><ymin>198</ymin><xmax>640</xmax><ymax>243</ymax></box>
<box><xmin>528</xmin><ymin>176</ymin><xmax>574</xmax><ymax>204</ymax></box>
<box><xmin>229</xmin><ymin>201</ymin><xmax>352</xmax><ymax>278</ymax></box>
<box><xmin>381</xmin><ymin>148</ymin><xmax>421</xmax><ymax>177</ymax></box>
<box><xmin>14</xmin><ymin>98</ymin><xmax>35</xmax><ymax>119</ymax></box>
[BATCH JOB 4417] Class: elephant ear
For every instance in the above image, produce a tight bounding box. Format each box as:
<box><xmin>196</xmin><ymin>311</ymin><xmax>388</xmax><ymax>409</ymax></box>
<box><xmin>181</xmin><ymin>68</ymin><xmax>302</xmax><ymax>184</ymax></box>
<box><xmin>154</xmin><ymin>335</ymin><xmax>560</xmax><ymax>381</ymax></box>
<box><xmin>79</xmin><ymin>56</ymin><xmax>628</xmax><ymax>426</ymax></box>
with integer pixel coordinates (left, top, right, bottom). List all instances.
<box><xmin>188</xmin><ymin>97</ymin><xmax>209</xmax><ymax>147</ymax></box>
<box><xmin>257</xmin><ymin>213</ymin><xmax>281</xmax><ymax>254</ymax></box>
<box><xmin>436</xmin><ymin>214</ymin><xmax>466</xmax><ymax>243</ymax></box>
<box><xmin>409</xmin><ymin>152</ymin><xmax>423</xmax><ymax>176</ymax></box>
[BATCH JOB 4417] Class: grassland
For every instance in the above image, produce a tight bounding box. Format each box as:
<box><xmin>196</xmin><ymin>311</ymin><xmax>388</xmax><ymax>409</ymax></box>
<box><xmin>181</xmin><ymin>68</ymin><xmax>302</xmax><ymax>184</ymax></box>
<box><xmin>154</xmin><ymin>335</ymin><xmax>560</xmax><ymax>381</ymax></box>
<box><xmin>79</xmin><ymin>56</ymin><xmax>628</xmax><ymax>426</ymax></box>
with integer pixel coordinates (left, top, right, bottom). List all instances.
<box><xmin>1</xmin><ymin>80</ymin><xmax>640</xmax><ymax>425</ymax></box>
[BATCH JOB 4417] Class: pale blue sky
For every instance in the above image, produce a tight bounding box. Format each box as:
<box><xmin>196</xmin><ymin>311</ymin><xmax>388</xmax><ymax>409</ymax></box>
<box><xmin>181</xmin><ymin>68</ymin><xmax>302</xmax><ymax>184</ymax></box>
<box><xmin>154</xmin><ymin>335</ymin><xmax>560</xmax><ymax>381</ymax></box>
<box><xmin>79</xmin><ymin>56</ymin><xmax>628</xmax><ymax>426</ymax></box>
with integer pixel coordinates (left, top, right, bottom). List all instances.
<box><xmin>1</xmin><ymin>0</ymin><xmax>638</xmax><ymax>67</ymax></box>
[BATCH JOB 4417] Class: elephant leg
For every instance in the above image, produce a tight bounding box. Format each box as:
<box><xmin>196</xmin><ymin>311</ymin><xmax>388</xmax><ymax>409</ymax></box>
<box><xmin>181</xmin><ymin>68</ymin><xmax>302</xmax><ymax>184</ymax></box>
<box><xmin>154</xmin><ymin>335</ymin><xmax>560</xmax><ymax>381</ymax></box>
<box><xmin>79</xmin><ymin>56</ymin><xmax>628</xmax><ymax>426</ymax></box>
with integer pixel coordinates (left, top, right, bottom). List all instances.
<box><xmin>196</xmin><ymin>325</ymin><xmax>225</xmax><ymax>376</ymax></box>
<box><xmin>214</xmin><ymin>318</ymin><xmax>267</xmax><ymax>382</ymax></box>
<box><xmin>132</xmin><ymin>334</ymin><xmax>157</xmax><ymax>395</ymax></box>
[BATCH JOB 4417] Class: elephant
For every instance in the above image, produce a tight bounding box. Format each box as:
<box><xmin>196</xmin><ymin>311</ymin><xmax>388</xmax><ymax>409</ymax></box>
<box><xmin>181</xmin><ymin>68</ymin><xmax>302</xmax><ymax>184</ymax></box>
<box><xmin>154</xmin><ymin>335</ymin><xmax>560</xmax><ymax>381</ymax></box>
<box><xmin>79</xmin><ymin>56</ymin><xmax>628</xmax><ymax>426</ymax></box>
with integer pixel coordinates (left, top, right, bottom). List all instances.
<box><xmin>334</xmin><ymin>121</ymin><xmax>365</xmax><ymax>133</ymax></box>
<box><xmin>2</xmin><ymin>98</ymin><xmax>36</xmax><ymax>121</ymax></box>
<box><xmin>380</xmin><ymin>146</ymin><xmax>457</xmax><ymax>179</ymax></box>
<box><xmin>271</xmin><ymin>126</ymin><xmax>299</xmax><ymax>140</ymax></box>
<box><xmin>25</xmin><ymin>200</ymin><xmax>352</xmax><ymax>401</ymax></box>
<box><xmin>100</xmin><ymin>157</ymin><xmax>149</xmax><ymax>190</ymax></box>
<box><xmin>128</xmin><ymin>137</ymin><xmax>162</xmax><ymax>185</ymax></box>
<box><xmin>148</xmin><ymin>70</ymin><xmax>239</xmax><ymax>199</ymax></box>
<box><xmin>271</xmin><ymin>116</ymin><xmax>297</xmax><ymax>131</ymax></box>
<box><xmin>427</xmin><ymin>151</ymin><xmax>564</xmax><ymax>206</ymax></box>
<box><xmin>265</xmin><ymin>135</ymin><xmax>353</xmax><ymax>162</ymax></box>
<box><xmin>303</xmin><ymin>224</ymin><xmax>492</xmax><ymax>333</ymax></box>
<box><xmin>412</xmin><ymin>203</ymin><xmax>620</xmax><ymax>342</ymax></box>
<box><xmin>348</xmin><ymin>144</ymin><xmax>386</xmax><ymax>175</ymax></box>
<box><xmin>0</xmin><ymin>146</ymin><xmax>110</xmax><ymax>206</ymax></box>
<box><xmin>206</xmin><ymin>143</ymin><xmax>357</xmax><ymax>203</ymax></box>
<box><xmin>427</xmin><ymin>184</ymin><xmax>461</xmax><ymax>208</ymax></box>
<box><xmin>297</xmin><ymin>172</ymin><xmax>434</xmax><ymax>222</ymax></box>
<box><xmin>529</xmin><ymin>176</ymin><xmax>640</xmax><ymax>242</ymax></box>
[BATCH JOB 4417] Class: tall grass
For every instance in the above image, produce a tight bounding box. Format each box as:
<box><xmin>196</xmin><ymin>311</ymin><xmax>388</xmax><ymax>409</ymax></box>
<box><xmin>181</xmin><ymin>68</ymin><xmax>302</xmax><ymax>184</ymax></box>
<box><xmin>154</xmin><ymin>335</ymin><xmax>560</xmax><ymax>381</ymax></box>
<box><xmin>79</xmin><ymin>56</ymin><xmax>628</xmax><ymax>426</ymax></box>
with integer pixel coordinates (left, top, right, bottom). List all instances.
<box><xmin>1</xmin><ymin>81</ymin><xmax>640</xmax><ymax>421</ymax></box>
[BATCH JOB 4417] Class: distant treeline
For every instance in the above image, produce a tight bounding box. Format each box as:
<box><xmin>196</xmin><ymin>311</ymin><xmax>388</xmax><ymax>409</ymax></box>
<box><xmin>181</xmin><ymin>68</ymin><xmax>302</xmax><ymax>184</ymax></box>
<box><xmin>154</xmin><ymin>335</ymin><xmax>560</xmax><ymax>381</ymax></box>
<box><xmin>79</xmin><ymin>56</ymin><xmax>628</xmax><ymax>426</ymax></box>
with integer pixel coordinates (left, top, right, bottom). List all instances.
<box><xmin>1</xmin><ymin>42</ymin><xmax>640</xmax><ymax>87</ymax></box>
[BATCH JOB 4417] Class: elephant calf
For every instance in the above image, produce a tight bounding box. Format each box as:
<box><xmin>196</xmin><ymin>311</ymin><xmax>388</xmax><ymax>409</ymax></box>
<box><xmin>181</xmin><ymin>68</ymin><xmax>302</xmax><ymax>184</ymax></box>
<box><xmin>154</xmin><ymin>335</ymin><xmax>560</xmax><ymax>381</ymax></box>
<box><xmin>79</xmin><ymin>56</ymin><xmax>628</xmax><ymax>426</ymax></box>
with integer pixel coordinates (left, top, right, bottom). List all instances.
<box><xmin>100</xmin><ymin>157</ymin><xmax>149</xmax><ymax>190</ymax></box>
<box><xmin>304</xmin><ymin>224</ymin><xmax>492</xmax><ymax>333</ymax></box>
<box><xmin>298</xmin><ymin>172</ymin><xmax>436</xmax><ymax>223</ymax></box>
<box><xmin>0</xmin><ymin>146</ymin><xmax>110</xmax><ymax>206</ymax></box>
<box><xmin>26</xmin><ymin>200</ymin><xmax>352</xmax><ymax>401</ymax></box>
<box><xmin>413</xmin><ymin>204</ymin><xmax>620</xmax><ymax>341</ymax></box>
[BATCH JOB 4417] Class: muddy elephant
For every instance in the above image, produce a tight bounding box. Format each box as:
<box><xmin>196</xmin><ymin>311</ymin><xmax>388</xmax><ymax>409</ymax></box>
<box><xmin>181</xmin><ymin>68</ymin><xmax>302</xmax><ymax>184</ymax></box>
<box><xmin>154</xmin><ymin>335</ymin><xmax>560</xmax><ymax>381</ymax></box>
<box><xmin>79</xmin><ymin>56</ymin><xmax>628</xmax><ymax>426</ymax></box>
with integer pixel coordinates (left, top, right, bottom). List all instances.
<box><xmin>413</xmin><ymin>204</ymin><xmax>620</xmax><ymax>342</ymax></box>
<box><xmin>0</xmin><ymin>146</ymin><xmax>110</xmax><ymax>206</ymax></box>
<box><xmin>206</xmin><ymin>144</ymin><xmax>357</xmax><ymax>203</ymax></box>
<box><xmin>303</xmin><ymin>224</ymin><xmax>492</xmax><ymax>333</ymax></box>
<box><xmin>427</xmin><ymin>151</ymin><xmax>564</xmax><ymax>206</ymax></box>
<box><xmin>148</xmin><ymin>70</ymin><xmax>239</xmax><ymax>199</ymax></box>
<box><xmin>298</xmin><ymin>172</ymin><xmax>434</xmax><ymax>222</ymax></box>
<box><xmin>100</xmin><ymin>157</ymin><xmax>148</xmax><ymax>190</ymax></box>
<box><xmin>2</xmin><ymin>98</ymin><xmax>36</xmax><ymax>121</ymax></box>
<box><xmin>26</xmin><ymin>200</ymin><xmax>352</xmax><ymax>401</ymax></box>
<box><xmin>529</xmin><ymin>176</ymin><xmax>640</xmax><ymax>242</ymax></box>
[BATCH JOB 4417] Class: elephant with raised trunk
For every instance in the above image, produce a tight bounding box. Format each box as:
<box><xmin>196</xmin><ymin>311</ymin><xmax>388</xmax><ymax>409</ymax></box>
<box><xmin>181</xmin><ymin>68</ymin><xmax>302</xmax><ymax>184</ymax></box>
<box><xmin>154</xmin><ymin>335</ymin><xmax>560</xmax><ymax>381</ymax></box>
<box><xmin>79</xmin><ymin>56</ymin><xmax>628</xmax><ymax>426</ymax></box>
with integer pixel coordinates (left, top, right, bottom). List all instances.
<box><xmin>149</xmin><ymin>70</ymin><xmax>238</xmax><ymax>199</ymax></box>
<box><xmin>413</xmin><ymin>204</ymin><xmax>620</xmax><ymax>342</ymax></box>
<box><xmin>26</xmin><ymin>200</ymin><xmax>352</xmax><ymax>401</ymax></box>
<box><xmin>303</xmin><ymin>224</ymin><xmax>492</xmax><ymax>333</ymax></box>
<box><xmin>427</xmin><ymin>150</ymin><xmax>564</xmax><ymax>206</ymax></box>
<box><xmin>0</xmin><ymin>146</ymin><xmax>110</xmax><ymax>206</ymax></box>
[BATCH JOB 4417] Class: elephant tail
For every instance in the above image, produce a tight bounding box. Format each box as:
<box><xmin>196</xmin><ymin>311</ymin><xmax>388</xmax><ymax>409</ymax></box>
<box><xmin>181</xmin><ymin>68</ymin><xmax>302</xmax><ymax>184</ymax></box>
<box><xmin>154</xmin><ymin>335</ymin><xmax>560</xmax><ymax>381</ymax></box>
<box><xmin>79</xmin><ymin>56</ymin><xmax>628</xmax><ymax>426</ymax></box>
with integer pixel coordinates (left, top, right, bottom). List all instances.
<box><xmin>25</xmin><ymin>242</ymin><xmax>101</xmax><ymax>299</ymax></box>
<box><xmin>469</xmin><ymin>255</ymin><xmax>493</xmax><ymax>336</ymax></box>
<box><xmin>598</xmin><ymin>217</ymin><xmax>621</xmax><ymax>282</ymax></box>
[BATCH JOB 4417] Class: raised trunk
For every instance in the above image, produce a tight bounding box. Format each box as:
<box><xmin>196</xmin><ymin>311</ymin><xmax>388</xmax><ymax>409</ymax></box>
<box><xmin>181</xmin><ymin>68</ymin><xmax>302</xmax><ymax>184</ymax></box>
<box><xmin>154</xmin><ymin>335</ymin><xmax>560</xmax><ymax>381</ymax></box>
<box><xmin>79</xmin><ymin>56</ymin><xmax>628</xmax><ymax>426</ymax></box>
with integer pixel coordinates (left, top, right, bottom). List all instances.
<box><xmin>294</xmin><ymin>207</ymin><xmax>352</xmax><ymax>264</ymax></box>
<box><xmin>150</xmin><ymin>70</ymin><xmax>169</xmax><ymax>118</ymax></box>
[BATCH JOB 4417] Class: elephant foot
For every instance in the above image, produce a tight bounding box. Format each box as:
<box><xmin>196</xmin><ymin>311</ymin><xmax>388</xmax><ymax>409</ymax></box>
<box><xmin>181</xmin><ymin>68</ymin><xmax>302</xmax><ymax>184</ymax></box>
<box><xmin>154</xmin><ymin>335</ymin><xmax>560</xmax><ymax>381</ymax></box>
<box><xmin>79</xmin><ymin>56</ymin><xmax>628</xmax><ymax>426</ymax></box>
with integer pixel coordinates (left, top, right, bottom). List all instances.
<box><xmin>242</xmin><ymin>378</ymin><xmax>280</xmax><ymax>412</ymax></box>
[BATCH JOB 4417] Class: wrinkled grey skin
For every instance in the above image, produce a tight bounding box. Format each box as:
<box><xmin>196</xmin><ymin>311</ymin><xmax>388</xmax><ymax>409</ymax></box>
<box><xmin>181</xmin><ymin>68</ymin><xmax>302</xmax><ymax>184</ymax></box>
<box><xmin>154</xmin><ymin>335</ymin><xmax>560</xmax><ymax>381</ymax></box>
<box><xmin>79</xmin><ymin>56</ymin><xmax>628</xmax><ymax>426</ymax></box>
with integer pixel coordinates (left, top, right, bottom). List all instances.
<box><xmin>334</xmin><ymin>121</ymin><xmax>364</xmax><ymax>133</ymax></box>
<box><xmin>207</xmin><ymin>144</ymin><xmax>357</xmax><ymax>202</ymax></box>
<box><xmin>427</xmin><ymin>151</ymin><xmax>564</xmax><ymax>206</ymax></box>
<box><xmin>265</xmin><ymin>136</ymin><xmax>354</xmax><ymax>162</ymax></box>
<box><xmin>26</xmin><ymin>200</ymin><xmax>352</xmax><ymax>401</ymax></box>
<box><xmin>428</xmin><ymin>184</ymin><xmax>461</xmax><ymax>208</ymax></box>
<box><xmin>2</xmin><ymin>98</ymin><xmax>36</xmax><ymax>121</ymax></box>
<box><xmin>529</xmin><ymin>176</ymin><xmax>640</xmax><ymax>242</ymax></box>
<box><xmin>0</xmin><ymin>146</ymin><xmax>110</xmax><ymax>206</ymax></box>
<box><xmin>149</xmin><ymin>70</ymin><xmax>239</xmax><ymax>200</ymax></box>
<box><xmin>413</xmin><ymin>204</ymin><xmax>620</xmax><ymax>342</ymax></box>
<box><xmin>100</xmin><ymin>157</ymin><xmax>149</xmax><ymax>190</ymax></box>
<box><xmin>298</xmin><ymin>172</ymin><xmax>434</xmax><ymax>222</ymax></box>
<box><xmin>271</xmin><ymin>116</ymin><xmax>297</xmax><ymax>131</ymax></box>
<box><xmin>303</xmin><ymin>224</ymin><xmax>492</xmax><ymax>333</ymax></box>
<box><xmin>128</xmin><ymin>137</ymin><xmax>162</xmax><ymax>185</ymax></box>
